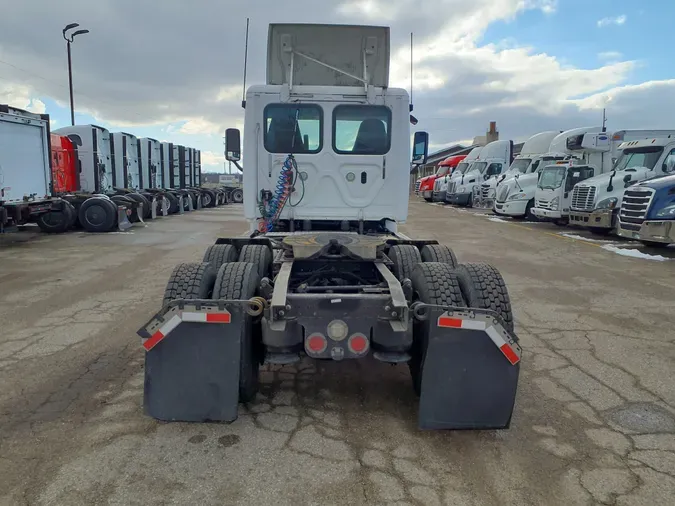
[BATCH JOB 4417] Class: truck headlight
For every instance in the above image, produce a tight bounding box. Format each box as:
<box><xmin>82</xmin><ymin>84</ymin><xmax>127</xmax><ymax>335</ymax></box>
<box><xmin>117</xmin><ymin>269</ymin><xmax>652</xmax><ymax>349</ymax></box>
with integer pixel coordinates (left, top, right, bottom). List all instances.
<box><xmin>458</xmin><ymin>187</ymin><xmax>466</xmax><ymax>193</ymax></box>
<box><xmin>596</xmin><ymin>197</ymin><xmax>618</xmax><ymax>210</ymax></box>
<box><xmin>551</xmin><ymin>196</ymin><xmax>560</xmax><ymax>210</ymax></box>
<box><xmin>656</xmin><ymin>205</ymin><xmax>675</xmax><ymax>218</ymax></box>
<box><xmin>507</xmin><ymin>192</ymin><xmax>527</xmax><ymax>201</ymax></box>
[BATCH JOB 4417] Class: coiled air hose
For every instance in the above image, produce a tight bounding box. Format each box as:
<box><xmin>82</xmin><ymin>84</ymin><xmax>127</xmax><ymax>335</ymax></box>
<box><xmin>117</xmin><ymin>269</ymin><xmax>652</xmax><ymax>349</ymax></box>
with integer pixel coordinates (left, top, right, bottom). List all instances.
<box><xmin>258</xmin><ymin>154</ymin><xmax>297</xmax><ymax>232</ymax></box>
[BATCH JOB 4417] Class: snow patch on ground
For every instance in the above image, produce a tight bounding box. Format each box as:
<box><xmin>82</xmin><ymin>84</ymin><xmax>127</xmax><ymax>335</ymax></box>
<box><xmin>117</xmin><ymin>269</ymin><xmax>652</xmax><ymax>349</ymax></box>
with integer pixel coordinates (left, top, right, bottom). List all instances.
<box><xmin>487</xmin><ymin>217</ymin><xmax>509</xmax><ymax>223</ymax></box>
<box><xmin>559</xmin><ymin>233</ymin><xmax>618</xmax><ymax>244</ymax></box>
<box><xmin>601</xmin><ymin>244</ymin><xmax>669</xmax><ymax>261</ymax></box>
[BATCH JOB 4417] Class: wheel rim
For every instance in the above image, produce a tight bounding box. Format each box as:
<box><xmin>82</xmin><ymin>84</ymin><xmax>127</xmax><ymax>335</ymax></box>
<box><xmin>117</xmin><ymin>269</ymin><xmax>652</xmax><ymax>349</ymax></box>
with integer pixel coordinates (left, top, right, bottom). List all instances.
<box><xmin>42</xmin><ymin>212</ymin><xmax>65</xmax><ymax>229</ymax></box>
<box><xmin>84</xmin><ymin>204</ymin><xmax>108</xmax><ymax>227</ymax></box>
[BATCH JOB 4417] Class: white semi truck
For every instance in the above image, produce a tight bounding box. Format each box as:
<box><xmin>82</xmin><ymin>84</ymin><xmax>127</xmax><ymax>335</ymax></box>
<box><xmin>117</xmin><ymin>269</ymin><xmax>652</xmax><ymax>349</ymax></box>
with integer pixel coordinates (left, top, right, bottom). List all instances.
<box><xmin>534</xmin><ymin>130</ymin><xmax>675</xmax><ymax>225</ymax></box>
<box><xmin>569</xmin><ymin>135</ymin><xmax>675</xmax><ymax>234</ymax></box>
<box><xmin>446</xmin><ymin>140</ymin><xmax>513</xmax><ymax>207</ymax></box>
<box><xmin>439</xmin><ymin>146</ymin><xmax>482</xmax><ymax>204</ymax></box>
<box><xmin>494</xmin><ymin>127</ymin><xmax>604</xmax><ymax>220</ymax></box>
<box><xmin>477</xmin><ymin>131</ymin><xmax>560</xmax><ymax>209</ymax></box>
<box><xmin>138</xmin><ymin>23</ymin><xmax>521</xmax><ymax>431</ymax></box>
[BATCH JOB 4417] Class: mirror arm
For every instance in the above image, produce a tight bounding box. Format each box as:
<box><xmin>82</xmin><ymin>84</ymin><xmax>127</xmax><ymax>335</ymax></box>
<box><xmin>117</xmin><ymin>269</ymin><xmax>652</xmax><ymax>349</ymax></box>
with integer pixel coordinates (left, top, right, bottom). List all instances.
<box><xmin>231</xmin><ymin>160</ymin><xmax>244</xmax><ymax>172</ymax></box>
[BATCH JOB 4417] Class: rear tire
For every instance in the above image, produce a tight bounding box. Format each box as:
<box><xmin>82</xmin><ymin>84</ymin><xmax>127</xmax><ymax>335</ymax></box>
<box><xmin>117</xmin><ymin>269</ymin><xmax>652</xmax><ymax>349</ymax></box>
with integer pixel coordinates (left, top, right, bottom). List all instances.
<box><xmin>389</xmin><ymin>244</ymin><xmax>422</xmax><ymax>281</ymax></box>
<box><xmin>162</xmin><ymin>262</ymin><xmax>217</xmax><ymax>306</ymax></box>
<box><xmin>36</xmin><ymin>208</ymin><xmax>70</xmax><ymax>233</ymax></box>
<box><xmin>420</xmin><ymin>244</ymin><xmax>458</xmax><ymax>268</ymax></box>
<box><xmin>231</xmin><ymin>188</ymin><xmax>244</xmax><ymax>203</ymax></box>
<box><xmin>164</xmin><ymin>192</ymin><xmax>179</xmax><ymax>214</ymax></box>
<box><xmin>238</xmin><ymin>244</ymin><xmax>273</xmax><ymax>279</ymax></box>
<box><xmin>453</xmin><ymin>263</ymin><xmax>514</xmax><ymax>333</ymax></box>
<box><xmin>553</xmin><ymin>218</ymin><xmax>568</xmax><ymax>227</ymax></box>
<box><xmin>409</xmin><ymin>263</ymin><xmax>466</xmax><ymax>396</ymax></box>
<box><xmin>212</xmin><ymin>262</ymin><xmax>261</xmax><ymax>403</ymax></box>
<box><xmin>79</xmin><ymin>197</ymin><xmax>117</xmax><ymax>233</ymax></box>
<box><xmin>126</xmin><ymin>193</ymin><xmax>152</xmax><ymax>219</ymax></box>
<box><xmin>203</xmin><ymin>244</ymin><xmax>238</xmax><ymax>271</ymax></box>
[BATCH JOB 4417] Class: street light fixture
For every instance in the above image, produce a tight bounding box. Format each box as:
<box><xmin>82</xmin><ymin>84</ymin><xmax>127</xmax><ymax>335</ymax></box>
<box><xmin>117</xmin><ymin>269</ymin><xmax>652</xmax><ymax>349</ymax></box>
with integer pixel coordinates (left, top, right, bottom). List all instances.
<box><xmin>63</xmin><ymin>23</ymin><xmax>89</xmax><ymax>126</ymax></box>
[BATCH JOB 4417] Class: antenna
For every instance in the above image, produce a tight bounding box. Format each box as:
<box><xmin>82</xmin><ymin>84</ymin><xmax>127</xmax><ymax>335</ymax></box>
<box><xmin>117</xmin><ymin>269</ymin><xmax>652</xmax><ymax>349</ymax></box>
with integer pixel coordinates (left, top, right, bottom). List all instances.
<box><xmin>409</xmin><ymin>32</ymin><xmax>414</xmax><ymax>112</ymax></box>
<box><xmin>601</xmin><ymin>108</ymin><xmax>607</xmax><ymax>132</ymax></box>
<box><xmin>241</xmin><ymin>17</ymin><xmax>250</xmax><ymax>109</ymax></box>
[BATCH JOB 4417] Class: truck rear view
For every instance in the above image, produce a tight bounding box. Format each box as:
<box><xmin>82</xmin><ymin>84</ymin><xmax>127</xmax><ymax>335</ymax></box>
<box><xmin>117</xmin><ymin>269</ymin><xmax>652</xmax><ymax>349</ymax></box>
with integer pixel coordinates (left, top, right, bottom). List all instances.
<box><xmin>138</xmin><ymin>23</ymin><xmax>521</xmax><ymax>431</ymax></box>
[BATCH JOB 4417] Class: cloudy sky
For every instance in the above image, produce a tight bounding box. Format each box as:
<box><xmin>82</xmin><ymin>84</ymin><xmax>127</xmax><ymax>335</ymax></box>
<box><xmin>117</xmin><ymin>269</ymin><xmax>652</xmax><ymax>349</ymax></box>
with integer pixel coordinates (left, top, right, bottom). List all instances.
<box><xmin>2</xmin><ymin>0</ymin><xmax>674</xmax><ymax>172</ymax></box>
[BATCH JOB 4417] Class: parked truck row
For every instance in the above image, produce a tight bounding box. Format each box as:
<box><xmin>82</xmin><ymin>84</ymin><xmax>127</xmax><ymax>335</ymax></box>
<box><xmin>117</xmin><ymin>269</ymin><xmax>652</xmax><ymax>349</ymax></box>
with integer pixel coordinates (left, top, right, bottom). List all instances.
<box><xmin>415</xmin><ymin>127</ymin><xmax>675</xmax><ymax>247</ymax></box>
<box><xmin>1</xmin><ymin>105</ymin><xmax>244</xmax><ymax>234</ymax></box>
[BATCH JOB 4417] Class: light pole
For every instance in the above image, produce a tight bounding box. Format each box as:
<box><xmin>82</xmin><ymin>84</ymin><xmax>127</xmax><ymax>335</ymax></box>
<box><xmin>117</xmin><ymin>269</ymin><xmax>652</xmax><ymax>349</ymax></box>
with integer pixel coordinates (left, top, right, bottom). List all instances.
<box><xmin>62</xmin><ymin>23</ymin><xmax>89</xmax><ymax>126</ymax></box>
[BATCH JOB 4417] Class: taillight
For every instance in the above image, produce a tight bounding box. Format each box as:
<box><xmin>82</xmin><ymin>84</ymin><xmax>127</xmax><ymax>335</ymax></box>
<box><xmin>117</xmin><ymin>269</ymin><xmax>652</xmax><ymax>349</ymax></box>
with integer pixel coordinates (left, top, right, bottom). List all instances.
<box><xmin>306</xmin><ymin>333</ymin><xmax>327</xmax><ymax>354</ymax></box>
<box><xmin>347</xmin><ymin>333</ymin><xmax>369</xmax><ymax>354</ymax></box>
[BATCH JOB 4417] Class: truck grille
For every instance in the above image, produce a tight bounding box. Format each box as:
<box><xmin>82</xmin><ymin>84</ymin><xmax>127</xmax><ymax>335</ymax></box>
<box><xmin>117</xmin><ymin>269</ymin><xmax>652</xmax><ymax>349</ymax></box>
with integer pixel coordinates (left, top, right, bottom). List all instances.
<box><xmin>497</xmin><ymin>185</ymin><xmax>510</xmax><ymax>203</ymax></box>
<box><xmin>434</xmin><ymin>179</ymin><xmax>441</xmax><ymax>191</ymax></box>
<box><xmin>537</xmin><ymin>199</ymin><xmax>553</xmax><ymax>210</ymax></box>
<box><xmin>415</xmin><ymin>180</ymin><xmax>421</xmax><ymax>193</ymax></box>
<box><xmin>480</xmin><ymin>184</ymin><xmax>494</xmax><ymax>200</ymax></box>
<box><xmin>571</xmin><ymin>185</ymin><xmax>596</xmax><ymax>211</ymax></box>
<box><xmin>619</xmin><ymin>187</ymin><xmax>654</xmax><ymax>227</ymax></box>
<box><xmin>447</xmin><ymin>181</ymin><xmax>456</xmax><ymax>194</ymax></box>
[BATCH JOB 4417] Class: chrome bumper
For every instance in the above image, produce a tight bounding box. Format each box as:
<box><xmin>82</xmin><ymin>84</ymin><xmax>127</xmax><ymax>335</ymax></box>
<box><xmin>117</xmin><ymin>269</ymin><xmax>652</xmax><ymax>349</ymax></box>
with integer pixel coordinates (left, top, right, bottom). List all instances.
<box><xmin>569</xmin><ymin>209</ymin><xmax>614</xmax><ymax>229</ymax></box>
<box><xmin>617</xmin><ymin>219</ymin><xmax>675</xmax><ymax>244</ymax></box>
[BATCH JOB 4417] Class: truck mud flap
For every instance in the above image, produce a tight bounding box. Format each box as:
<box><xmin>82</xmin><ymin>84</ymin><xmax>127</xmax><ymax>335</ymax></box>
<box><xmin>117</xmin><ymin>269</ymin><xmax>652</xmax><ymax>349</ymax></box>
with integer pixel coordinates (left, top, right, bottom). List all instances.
<box><xmin>417</xmin><ymin>307</ymin><xmax>521</xmax><ymax>430</ymax></box>
<box><xmin>178</xmin><ymin>195</ymin><xmax>185</xmax><ymax>215</ymax></box>
<box><xmin>150</xmin><ymin>197</ymin><xmax>158</xmax><ymax>219</ymax></box>
<box><xmin>138</xmin><ymin>300</ymin><xmax>249</xmax><ymax>423</ymax></box>
<box><xmin>117</xmin><ymin>205</ymin><xmax>133</xmax><ymax>232</ymax></box>
<box><xmin>161</xmin><ymin>197</ymin><xmax>169</xmax><ymax>216</ymax></box>
<box><xmin>196</xmin><ymin>194</ymin><xmax>203</xmax><ymax>210</ymax></box>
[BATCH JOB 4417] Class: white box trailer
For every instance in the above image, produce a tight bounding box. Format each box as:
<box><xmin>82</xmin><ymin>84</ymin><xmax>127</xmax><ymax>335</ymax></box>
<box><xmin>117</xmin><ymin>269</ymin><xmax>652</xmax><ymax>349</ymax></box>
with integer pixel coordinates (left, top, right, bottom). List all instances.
<box><xmin>0</xmin><ymin>105</ymin><xmax>69</xmax><ymax>231</ymax></box>
<box><xmin>110</xmin><ymin>132</ymin><xmax>141</xmax><ymax>190</ymax></box>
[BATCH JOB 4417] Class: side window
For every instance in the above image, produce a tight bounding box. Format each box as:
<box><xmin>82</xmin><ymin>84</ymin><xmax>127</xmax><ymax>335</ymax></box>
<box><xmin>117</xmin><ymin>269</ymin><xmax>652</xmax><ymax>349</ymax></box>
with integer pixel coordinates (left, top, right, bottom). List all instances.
<box><xmin>531</xmin><ymin>160</ymin><xmax>542</xmax><ymax>173</ymax></box>
<box><xmin>664</xmin><ymin>149</ymin><xmax>675</xmax><ymax>172</ymax></box>
<box><xmin>264</xmin><ymin>104</ymin><xmax>322</xmax><ymax>154</ymax></box>
<box><xmin>333</xmin><ymin>105</ymin><xmax>392</xmax><ymax>155</ymax></box>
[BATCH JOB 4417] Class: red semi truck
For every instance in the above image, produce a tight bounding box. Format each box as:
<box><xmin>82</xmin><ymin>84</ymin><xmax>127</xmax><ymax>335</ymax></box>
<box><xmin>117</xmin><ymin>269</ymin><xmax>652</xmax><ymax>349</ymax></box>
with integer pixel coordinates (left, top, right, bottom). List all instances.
<box><xmin>50</xmin><ymin>134</ymin><xmax>78</xmax><ymax>193</ymax></box>
<box><xmin>417</xmin><ymin>155</ymin><xmax>467</xmax><ymax>201</ymax></box>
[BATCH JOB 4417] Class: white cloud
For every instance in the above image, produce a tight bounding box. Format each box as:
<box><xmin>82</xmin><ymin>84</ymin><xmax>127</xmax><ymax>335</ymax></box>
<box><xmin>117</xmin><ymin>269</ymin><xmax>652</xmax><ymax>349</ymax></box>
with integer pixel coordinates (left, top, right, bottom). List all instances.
<box><xmin>200</xmin><ymin>150</ymin><xmax>226</xmax><ymax>168</ymax></box>
<box><xmin>597</xmin><ymin>15</ymin><xmax>627</xmax><ymax>27</ymax></box>
<box><xmin>598</xmin><ymin>51</ymin><xmax>623</xmax><ymax>62</ymax></box>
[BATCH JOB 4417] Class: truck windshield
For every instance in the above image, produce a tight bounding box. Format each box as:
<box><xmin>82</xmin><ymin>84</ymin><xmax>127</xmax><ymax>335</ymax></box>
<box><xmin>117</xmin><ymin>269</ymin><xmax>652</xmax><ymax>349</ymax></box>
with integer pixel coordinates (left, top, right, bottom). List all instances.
<box><xmin>614</xmin><ymin>147</ymin><xmax>663</xmax><ymax>171</ymax></box>
<box><xmin>435</xmin><ymin>165</ymin><xmax>449</xmax><ymax>176</ymax></box>
<box><xmin>538</xmin><ymin>167</ymin><xmax>566</xmax><ymax>189</ymax></box>
<box><xmin>467</xmin><ymin>162</ymin><xmax>487</xmax><ymax>174</ymax></box>
<box><xmin>508</xmin><ymin>158</ymin><xmax>531</xmax><ymax>173</ymax></box>
<box><xmin>454</xmin><ymin>162</ymin><xmax>470</xmax><ymax>174</ymax></box>
<box><xmin>565</xmin><ymin>166</ymin><xmax>595</xmax><ymax>191</ymax></box>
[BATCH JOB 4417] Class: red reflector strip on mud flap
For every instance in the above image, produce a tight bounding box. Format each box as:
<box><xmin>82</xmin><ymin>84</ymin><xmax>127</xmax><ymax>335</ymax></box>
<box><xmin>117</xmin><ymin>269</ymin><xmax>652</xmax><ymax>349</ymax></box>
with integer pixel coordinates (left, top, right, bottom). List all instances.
<box><xmin>141</xmin><ymin>309</ymin><xmax>231</xmax><ymax>351</ymax></box>
<box><xmin>437</xmin><ymin>313</ymin><xmax>521</xmax><ymax>365</ymax></box>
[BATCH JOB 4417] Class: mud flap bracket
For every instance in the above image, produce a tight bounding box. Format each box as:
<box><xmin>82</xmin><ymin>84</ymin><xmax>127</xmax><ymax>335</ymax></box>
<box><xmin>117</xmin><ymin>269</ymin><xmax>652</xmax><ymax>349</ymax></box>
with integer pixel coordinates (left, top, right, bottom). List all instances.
<box><xmin>414</xmin><ymin>304</ymin><xmax>521</xmax><ymax>430</ymax></box>
<box><xmin>116</xmin><ymin>205</ymin><xmax>132</xmax><ymax>231</ymax></box>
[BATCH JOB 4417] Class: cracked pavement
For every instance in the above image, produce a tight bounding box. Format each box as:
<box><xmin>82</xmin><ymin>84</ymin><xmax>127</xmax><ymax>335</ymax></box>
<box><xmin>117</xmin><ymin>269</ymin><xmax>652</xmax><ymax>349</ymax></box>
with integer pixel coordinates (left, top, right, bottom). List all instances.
<box><xmin>1</xmin><ymin>200</ymin><xmax>674</xmax><ymax>505</ymax></box>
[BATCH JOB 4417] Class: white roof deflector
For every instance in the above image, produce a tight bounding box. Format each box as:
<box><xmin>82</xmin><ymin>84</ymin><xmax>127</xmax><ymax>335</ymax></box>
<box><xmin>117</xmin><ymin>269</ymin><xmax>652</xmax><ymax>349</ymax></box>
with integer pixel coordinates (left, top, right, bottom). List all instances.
<box><xmin>267</xmin><ymin>23</ymin><xmax>390</xmax><ymax>88</ymax></box>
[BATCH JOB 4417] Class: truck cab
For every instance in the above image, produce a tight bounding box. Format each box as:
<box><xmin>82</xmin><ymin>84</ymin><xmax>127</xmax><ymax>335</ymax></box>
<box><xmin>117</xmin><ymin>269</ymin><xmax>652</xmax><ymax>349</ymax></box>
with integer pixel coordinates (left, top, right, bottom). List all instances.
<box><xmin>495</xmin><ymin>127</ymin><xmax>604</xmax><ymax>220</ymax></box>
<box><xmin>430</xmin><ymin>155</ymin><xmax>466</xmax><ymax>202</ymax></box>
<box><xmin>478</xmin><ymin>131</ymin><xmax>559</xmax><ymax>209</ymax></box>
<box><xmin>447</xmin><ymin>140</ymin><xmax>512</xmax><ymax>207</ymax></box>
<box><xmin>569</xmin><ymin>136</ymin><xmax>675</xmax><ymax>234</ymax></box>
<box><xmin>616</xmin><ymin>174</ymin><xmax>675</xmax><ymax>247</ymax></box>
<box><xmin>110</xmin><ymin>132</ymin><xmax>141</xmax><ymax>190</ymax></box>
<box><xmin>50</xmin><ymin>134</ymin><xmax>78</xmax><ymax>194</ymax></box>
<box><xmin>443</xmin><ymin>147</ymin><xmax>482</xmax><ymax>204</ymax></box>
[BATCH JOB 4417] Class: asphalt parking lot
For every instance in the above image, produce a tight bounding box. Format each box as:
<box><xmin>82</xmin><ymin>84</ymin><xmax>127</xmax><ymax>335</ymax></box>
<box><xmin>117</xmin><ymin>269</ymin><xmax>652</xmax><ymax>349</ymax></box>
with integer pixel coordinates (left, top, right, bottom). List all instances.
<box><xmin>1</xmin><ymin>200</ymin><xmax>674</xmax><ymax>505</ymax></box>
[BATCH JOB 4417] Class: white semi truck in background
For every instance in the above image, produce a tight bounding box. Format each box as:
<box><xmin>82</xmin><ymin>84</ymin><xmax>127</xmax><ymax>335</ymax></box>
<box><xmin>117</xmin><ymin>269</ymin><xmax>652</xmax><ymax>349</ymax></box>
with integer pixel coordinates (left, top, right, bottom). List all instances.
<box><xmin>437</xmin><ymin>147</ymin><xmax>482</xmax><ymax>203</ymax></box>
<box><xmin>477</xmin><ymin>131</ymin><xmax>560</xmax><ymax>209</ymax></box>
<box><xmin>493</xmin><ymin>127</ymin><xmax>603</xmax><ymax>220</ymax></box>
<box><xmin>569</xmin><ymin>134</ymin><xmax>675</xmax><ymax>234</ymax></box>
<box><xmin>534</xmin><ymin>130</ymin><xmax>675</xmax><ymax>225</ymax></box>
<box><xmin>446</xmin><ymin>140</ymin><xmax>513</xmax><ymax>207</ymax></box>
